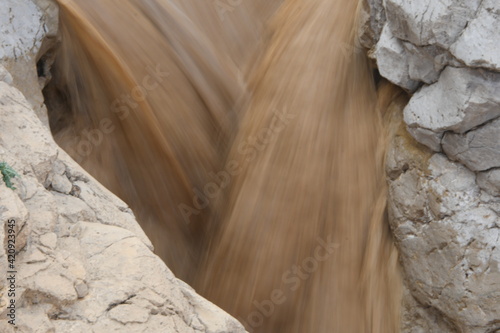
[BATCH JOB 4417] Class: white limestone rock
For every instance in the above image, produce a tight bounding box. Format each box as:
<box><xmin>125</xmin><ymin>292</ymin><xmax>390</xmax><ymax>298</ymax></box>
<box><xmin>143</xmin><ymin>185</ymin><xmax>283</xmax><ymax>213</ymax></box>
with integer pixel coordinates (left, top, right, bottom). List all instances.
<box><xmin>384</xmin><ymin>0</ymin><xmax>482</xmax><ymax>48</ymax></box>
<box><xmin>375</xmin><ymin>25</ymin><xmax>419</xmax><ymax>91</ymax></box>
<box><xmin>405</xmin><ymin>67</ymin><xmax>500</xmax><ymax>136</ymax></box>
<box><xmin>387</xmin><ymin>126</ymin><xmax>500</xmax><ymax>333</ymax></box>
<box><xmin>0</xmin><ymin>0</ymin><xmax>58</xmax><ymax>125</ymax></box>
<box><xmin>450</xmin><ymin>0</ymin><xmax>500</xmax><ymax>71</ymax></box>
<box><xmin>477</xmin><ymin>169</ymin><xmax>500</xmax><ymax>196</ymax></box>
<box><xmin>364</xmin><ymin>0</ymin><xmax>500</xmax><ymax>330</ymax></box>
<box><xmin>0</xmin><ymin>0</ymin><xmax>46</xmax><ymax>61</ymax></box>
<box><xmin>442</xmin><ymin>117</ymin><xmax>500</xmax><ymax>172</ymax></box>
<box><xmin>403</xmin><ymin>43</ymin><xmax>450</xmax><ymax>85</ymax></box>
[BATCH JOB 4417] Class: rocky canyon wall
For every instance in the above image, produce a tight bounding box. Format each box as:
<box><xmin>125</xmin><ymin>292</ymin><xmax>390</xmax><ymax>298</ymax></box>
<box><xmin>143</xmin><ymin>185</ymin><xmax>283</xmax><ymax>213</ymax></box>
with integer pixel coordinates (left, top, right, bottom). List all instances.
<box><xmin>361</xmin><ymin>1</ymin><xmax>500</xmax><ymax>332</ymax></box>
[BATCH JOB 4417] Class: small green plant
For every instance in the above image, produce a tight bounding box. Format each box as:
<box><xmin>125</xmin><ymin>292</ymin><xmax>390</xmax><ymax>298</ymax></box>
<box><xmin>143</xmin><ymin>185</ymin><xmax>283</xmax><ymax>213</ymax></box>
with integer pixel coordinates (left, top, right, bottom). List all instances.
<box><xmin>0</xmin><ymin>162</ymin><xmax>19</xmax><ymax>190</ymax></box>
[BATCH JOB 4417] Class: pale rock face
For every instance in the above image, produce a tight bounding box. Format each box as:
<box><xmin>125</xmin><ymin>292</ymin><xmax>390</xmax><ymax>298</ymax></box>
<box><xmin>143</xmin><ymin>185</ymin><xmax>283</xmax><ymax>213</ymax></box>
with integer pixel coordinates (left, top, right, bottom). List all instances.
<box><xmin>364</xmin><ymin>0</ymin><xmax>500</xmax><ymax>331</ymax></box>
<box><xmin>387</xmin><ymin>132</ymin><xmax>500</xmax><ymax>332</ymax></box>
<box><xmin>403</xmin><ymin>43</ymin><xmax>449</xmax><ymax>85</ymax></box>
<box><xmin>0</xmin><ymin>0</ymin><xmax>59</xmax><ymax>126</ymax></box>
<box><xmin>477</xmin><ymin>169</ymin><xmax>500</xmax><ymax>197</ymax></box>
<box><xmin>450</xmin><ymin>0</ymin><xmax>500</xmax><ymax>71</ymax></box>
<box><xmin>404</xmin><ymin>67</ymin><xmax>500</xmax><ymax>149</ymax></box>
<box><xmin>374</xmin><ymin>25</ymin><xmax>420</xmax><ymax>91</ymax></box>
<box><xmin>443</xmin><ymin>117</ymin><xmax>500</xmax><ymax>172</ymax></box>
<box><xmin>0</xmin><ymin>64</ymin><xmax>13</xmax><ymax>84</ymax></box>
<box><xmin>0</xmin><ymin>78</ymin><xmax>246</xmax><ymax>333</ymax></box>
<box><xmin>0</xmin><ymin>2</ymin><xmax>247</xmax><ymax>332</ymax></box>
<box><xmin>384</xmin><ymin>0</ymin><xmax>481</xmax><ymax>48</ymax></box>
<box><xmin>0</xmin><ymin>0</ymin><xmax>45</xmax><ymax>61</ymax></box>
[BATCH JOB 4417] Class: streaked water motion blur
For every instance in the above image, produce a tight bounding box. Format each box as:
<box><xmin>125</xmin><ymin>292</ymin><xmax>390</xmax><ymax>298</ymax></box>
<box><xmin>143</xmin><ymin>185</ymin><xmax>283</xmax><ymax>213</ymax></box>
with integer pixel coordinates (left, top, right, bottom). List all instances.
<box><xmin>46</xmin><ymin>0</ymin><xmax>404</xmax><ymax>331</ymax></box>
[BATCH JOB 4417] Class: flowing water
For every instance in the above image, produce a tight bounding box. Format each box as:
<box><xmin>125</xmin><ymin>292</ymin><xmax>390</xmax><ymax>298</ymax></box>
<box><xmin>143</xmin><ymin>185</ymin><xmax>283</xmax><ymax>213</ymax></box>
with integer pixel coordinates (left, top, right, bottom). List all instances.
<box><xmin>46</xmin><ymin>0</ymin><xmax>403</xmax><ymax>331</ymax></box>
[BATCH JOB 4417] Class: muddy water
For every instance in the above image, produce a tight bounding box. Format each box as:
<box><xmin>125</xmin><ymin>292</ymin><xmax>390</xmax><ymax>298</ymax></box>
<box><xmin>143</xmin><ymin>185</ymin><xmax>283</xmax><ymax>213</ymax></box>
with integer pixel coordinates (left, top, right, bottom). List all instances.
<box><xmin>48</xmin><ymin>0</ymin><xmax>402</xmax><ymax>331</ymax></box>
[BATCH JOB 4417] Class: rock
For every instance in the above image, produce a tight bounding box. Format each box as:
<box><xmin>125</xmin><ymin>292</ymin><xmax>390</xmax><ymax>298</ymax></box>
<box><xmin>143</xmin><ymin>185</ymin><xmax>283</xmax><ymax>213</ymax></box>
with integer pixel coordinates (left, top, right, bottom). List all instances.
<box><xmin>45</xmin><ymin>161</ymin><xmax>74</xmax><ymax>194</ymax></box>
<box><xmin>0</xmin><ymin>64</ymin><xmax>13</xmax><ymax>84</ymax></box>
<box><xmin>400</xmin><ymin>284</ymin><xmax>458</xmax><ymax>333</ymax></box>
<box><xmin>0</xmin><ymin>0</ymin><xmax>46</xmax><ymax>61</ymax></box>
<box><xmin>108</xmin><ymin>304</ymin><xmax>150</xmax><ymax>324</ymax></box>
<box><xmin>28</xmin><ymin>271</ymin><xmax>78</xmax><ymax>303</ymax></box>
<box><xmin>374</xmin><ymin>25</ymin><xmax>419</xmax><ymax>91</ymax></box>
<box><xmin>450</xmin><ymin>0</ymin><xmax>500</xmax><ymax>71</ymax></box>
<box><xmin>350</xmin><ymin>0</ymin><xmax>500</xmax><ymax>331</ymax></box>
<box><xmin>24</xmin><ymin>248</ymin><xmax>48</xmax><ymax>264</ymax></box>
<box><xmin>387</xmin><ymin>122</ymin><xmax>500</xmax><ymax>332</ymax></box>
<box><xmin>75</xmin><ymin>281</ymin><xmax>89</xmax><ymax>299</ymax></box>
<box><xmin>0</xmin><ymin>184</ymin><xmax>30</xmax><ymax>256</ymax></box>
<box><xmin>39</xmin><ymin>232</ymin><xmax>57</xmax><ymax>249</ymax></box>
<box><xmin>3</xmin><ymin>0</ymin><xmax>497</xmax><ymax>331</ymax></box>
<box><xmin>0</xmin><ymin>81</ymin><xmax>58</xmax><ymax>182</ymax></box>
<box><xmin>52</xmin><ymin>191</ymin><xmax>96</xmax><ymax>225</ymax></box>
<box><xmin>442</xmin><ymin>117</ymin><xmax>500</xmax><ymax>172</ymax></box>
<box><xmin>404</xmin><ymin>67</ymin><xmax>500</xmax><ymax>151</ymax></box>
<box><xmin>384</xmin><ymin>0</ymin><xmax>481</xmax><ymax>48</ymax></box>
<box><xmin>358</xmin><ymin>0</ymin><xmax>386</xmax><ymax>50</ymax></box>
<box><xmin>16</xmin><ymin>305</ymin><xmax>54</xmax><ymax>333</ymax></box>
<box><xmin>0</xmin><ymin>0</ymin><xmax>56</xmax><ymax>125</ymax></box>
<box><xmin>406</xmin><ymin>127</ymin><xmax>443</xmax><ymax>152</ymax></box>
<box><xmin>477</xmin><ymin>169</ymin><xmax>500</xmax><ymax>196</ymax></box>
<box><xmin>48</xmin><ymin>173</ymin><xmax>72</xmax><ymax>193</ymax></box>
<box><xmin>403</xmin><ymin>43</ymin><xmax>449</xmax><ymax>85</ymax></box>
<box><xmin>72</xmin><ymin>179</ymin><xmax>153</xmax><ymax>249</ymax></box>
<box><xmin>24</xmin><ymin>188</ymin><xmax>58</xmax><ymax>235</ymax></box>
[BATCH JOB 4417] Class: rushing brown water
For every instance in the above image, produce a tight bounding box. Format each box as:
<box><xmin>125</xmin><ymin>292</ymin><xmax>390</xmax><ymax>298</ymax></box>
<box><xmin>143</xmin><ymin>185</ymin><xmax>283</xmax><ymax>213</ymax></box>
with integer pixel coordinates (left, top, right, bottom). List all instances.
<box><xmin>47</xmin><ymin>0</ymin><xmax>403</xmax><ymax>331</ymax></box>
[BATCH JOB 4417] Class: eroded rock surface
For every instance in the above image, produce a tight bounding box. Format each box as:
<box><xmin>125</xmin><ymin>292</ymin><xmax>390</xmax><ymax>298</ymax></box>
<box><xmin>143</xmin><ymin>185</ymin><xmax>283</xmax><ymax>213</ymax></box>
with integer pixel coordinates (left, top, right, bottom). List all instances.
<box><xmin>0</xmin><ymin>0</ymin><xmax>58</xmax><ymax>126</ymax></box>
<box><xmin>363</xmin><ymin>0</ymin><xmax>500</xmax><ymax>331</ymax></box>
<box><xmin>0</xmin><ymin>76</ymin><xmax>245</xmax><ymax>333</ymax></box>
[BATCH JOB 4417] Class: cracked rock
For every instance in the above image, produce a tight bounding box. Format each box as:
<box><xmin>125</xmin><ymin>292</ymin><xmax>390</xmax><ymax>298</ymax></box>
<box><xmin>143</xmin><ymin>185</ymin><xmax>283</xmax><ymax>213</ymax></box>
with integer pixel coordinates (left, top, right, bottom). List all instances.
<box><xmin>384</xmin><ymin>0</ymin><xmax>482</xmax><ymax>48</ymax></box>
<box><xmin>442</xmin><ymin>117</ymin><xmax>500</xmax><ymax>172</ymax></box>
<box><xmin>39</xmin><ymin>232</ymin><xmax>57</xmax><ymax>249</ymax></box>
<box><xmin>477</xmin><ymin>169</ymin><xmax>500</xmax><ymax>196</ymax></box>
<box><xmin>360</xmin><ymin>1</ymin><xmax>500</xmax><ymax>331</ymax></box>
<box><xmin>404</xmin><ymin>67</ymin><xmax>500</xmax><ymax>153</ymax></box>
<box><xmin>52</xmin><ymin>192</ymin><xmax>96</xmax><ymax>225</ymax></box>
<box><xmin>403</xmin><ymin>43</ymin><xmax>450</xmax><ymax>85</ymax></box>
<box><xmin>0</xmin><ymin>0</ymin><xmax>55</xmax><ymax>125</ymax></box>
<box><xmin>374</xmin><ymin>25</ymin><xmax>419</xmax><ymax>91</ymax></box>
<box><xmin>387</xmin><ymin>118</ymin><xmax>500</xmax><ymax>332</ymax></box>
<box><xmin>108</xmin><ymin>304</ymin><xmax>150</xmax><ymax>324</ymax></box>
<box><xmin>450</xmin><ymin>0</ymin><xmax>500</xmax><ymax>71</ymax></box>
